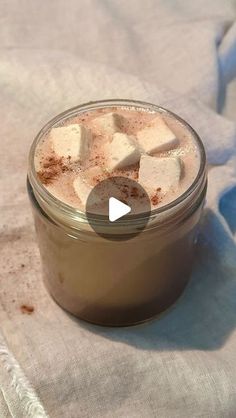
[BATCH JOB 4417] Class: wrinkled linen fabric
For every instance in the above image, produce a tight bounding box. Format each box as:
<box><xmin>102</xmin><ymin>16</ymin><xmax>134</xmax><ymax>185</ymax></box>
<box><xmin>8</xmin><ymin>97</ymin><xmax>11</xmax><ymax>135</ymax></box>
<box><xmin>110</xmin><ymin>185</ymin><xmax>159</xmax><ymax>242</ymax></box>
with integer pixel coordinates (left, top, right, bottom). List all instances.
<box><xmin>0</xmin><ymin>1</ymin><xmax>236</xmax><ymax>417</ymax></box>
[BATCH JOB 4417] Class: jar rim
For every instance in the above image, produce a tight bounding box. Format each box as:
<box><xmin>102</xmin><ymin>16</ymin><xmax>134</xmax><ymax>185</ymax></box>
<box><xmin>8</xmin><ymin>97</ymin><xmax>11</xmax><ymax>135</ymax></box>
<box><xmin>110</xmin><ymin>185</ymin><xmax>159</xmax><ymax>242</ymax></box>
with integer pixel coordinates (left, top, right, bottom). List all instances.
<box><xmin>28</xmin><ymin>99</ymin><xmax>206</xmax><ymax>226</ymax></box>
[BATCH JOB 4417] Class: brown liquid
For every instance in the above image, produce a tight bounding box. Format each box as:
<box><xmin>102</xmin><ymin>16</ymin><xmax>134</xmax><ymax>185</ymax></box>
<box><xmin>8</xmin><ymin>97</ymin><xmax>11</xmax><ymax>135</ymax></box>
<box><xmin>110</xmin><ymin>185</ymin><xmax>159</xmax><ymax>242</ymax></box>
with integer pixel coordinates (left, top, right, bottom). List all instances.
<box><xmin>29</xmin><ymin>181</ymin><xmax>205</xmax><ymax>325</ymax></box>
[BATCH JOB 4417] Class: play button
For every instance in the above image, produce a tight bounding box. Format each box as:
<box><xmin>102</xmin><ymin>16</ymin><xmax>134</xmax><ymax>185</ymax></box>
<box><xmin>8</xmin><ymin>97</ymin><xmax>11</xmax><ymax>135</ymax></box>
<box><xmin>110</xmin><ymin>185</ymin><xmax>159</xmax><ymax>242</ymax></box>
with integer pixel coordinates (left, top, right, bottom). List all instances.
<box><xmin>85</xmin><ymin>176</ymin><xmax>151</xmax><ymax>240</ymax></box>
<box><xmin>109</xmin><ymin>197</ymin><xmax>131</xmax><ymax>222</ymax></box>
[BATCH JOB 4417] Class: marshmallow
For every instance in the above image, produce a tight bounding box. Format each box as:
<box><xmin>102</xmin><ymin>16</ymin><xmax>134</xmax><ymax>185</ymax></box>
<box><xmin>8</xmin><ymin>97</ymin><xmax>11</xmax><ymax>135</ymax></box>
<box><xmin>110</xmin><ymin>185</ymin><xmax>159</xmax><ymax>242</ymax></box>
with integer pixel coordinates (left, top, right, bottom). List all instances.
<box><xmin>73</xmin><ymin>166</ymin><xmax>103</xmax><ymax>206</ymax></box>
<box><xmin>138</xmin><ymin>155</ymin><xmax>182</xmax><ymax>193</ymax></box>
<box><xmin>106</xmin><ymin>132</ymin><xmax>141</xmax><ymax>171</ymax></box>
<box><xmin>137</xmin><ymin>115</ymin><xmax>178</xmax><ymax>154</ymax></box>
<box><xmin>91</xmin><ymin>113</ymin><xmax>125</xmax><ymax>136</ymax></box>
<box><xmin>73</xmin><ymin>166</ymin><xmax>123</xmax><ymax>207</ymax></box>
<box><xmin>50</xmin><ymin>124</ymin><xmax>91</xmax><ymax>161</ymax></box>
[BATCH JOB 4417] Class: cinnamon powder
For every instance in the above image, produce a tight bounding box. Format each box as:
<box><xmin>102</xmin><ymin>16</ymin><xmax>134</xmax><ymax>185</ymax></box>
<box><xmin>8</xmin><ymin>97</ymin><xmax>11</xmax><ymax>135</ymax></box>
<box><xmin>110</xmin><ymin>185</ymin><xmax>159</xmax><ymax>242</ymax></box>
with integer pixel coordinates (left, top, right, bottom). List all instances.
<box><xmin>37</xmin><ymin>155</ymin><xmax>69</xmax><ymax>185</ymax></box>
<box><xmin>151</xmin><ymin>188</ymin><xmax>162</xmax><ymax>206</ymax></box>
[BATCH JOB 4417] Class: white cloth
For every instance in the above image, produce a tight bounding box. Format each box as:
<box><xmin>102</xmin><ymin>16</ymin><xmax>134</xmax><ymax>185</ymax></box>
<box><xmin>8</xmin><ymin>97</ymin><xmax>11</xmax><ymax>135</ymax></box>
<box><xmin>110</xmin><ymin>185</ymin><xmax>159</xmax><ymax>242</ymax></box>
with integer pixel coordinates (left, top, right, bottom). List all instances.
<box><xmin>0</xmin><ymin>1</ymin><xmax>236</xmax><ymax>417</ymax></box>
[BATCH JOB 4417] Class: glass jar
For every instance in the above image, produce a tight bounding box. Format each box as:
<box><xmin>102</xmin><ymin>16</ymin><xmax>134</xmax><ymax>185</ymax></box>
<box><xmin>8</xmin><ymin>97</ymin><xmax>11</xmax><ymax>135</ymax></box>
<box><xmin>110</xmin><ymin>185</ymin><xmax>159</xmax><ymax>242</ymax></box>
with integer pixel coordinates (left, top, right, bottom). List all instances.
<box><xmin>27</xmin><ymin>99</ymin><xmax>207</xmax><ymax>326</ymax></box>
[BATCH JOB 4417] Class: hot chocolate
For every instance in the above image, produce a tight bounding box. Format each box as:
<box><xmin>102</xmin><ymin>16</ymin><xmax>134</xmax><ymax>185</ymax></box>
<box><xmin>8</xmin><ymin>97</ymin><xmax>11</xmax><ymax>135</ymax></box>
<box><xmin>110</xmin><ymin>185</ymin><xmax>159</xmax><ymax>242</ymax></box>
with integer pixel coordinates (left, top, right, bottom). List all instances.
<box><xmin>28</xmin><ymin>100</ymin><xmax>207</xmax><ymax>326</ymax></box>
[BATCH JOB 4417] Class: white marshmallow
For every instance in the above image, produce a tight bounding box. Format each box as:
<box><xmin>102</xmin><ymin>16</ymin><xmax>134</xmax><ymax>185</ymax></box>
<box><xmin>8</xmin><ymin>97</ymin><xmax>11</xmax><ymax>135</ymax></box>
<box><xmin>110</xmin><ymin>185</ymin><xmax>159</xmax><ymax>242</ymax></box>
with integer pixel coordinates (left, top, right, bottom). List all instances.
<box><xmin>137</xmin><ymin>115</ymin><xmax>178</xmax><ymax>154</ymax></box>
<box><xmin>73</xmin><ymin>176</ymin><xmax>92</xmax><ymax>206</ymax></box>
<box><xmin>73</xmin><ymin>166</ymin><xmax>103</xmax><ymax>206</ymax></box>
<box><xmin>138</xmin><ymin>155</ymin><xmax>182</xmax><ymax>193</ymax></box>
<box><xmin>83</xmin><ymin>166</ymin><xmax>104</xmax><ymax>184</ymax></box>
<box><xmin>73</xmin><ymin>166</ymin><xmax>123</xmax><ymax>207</ymax></box>
<box><xmin>50</xmin><ymin>124</ymin><xmax>91</xmax><ymax>161</ymax></box>
<box><xmin>91</xmin><ymin>113</ymin><xmax>125</xmax><ymax>136</ymax></box>
<box><xmin>106</xmin><ymin>132</ymin><xmax>141</xmax><ymax>171</ymax></box>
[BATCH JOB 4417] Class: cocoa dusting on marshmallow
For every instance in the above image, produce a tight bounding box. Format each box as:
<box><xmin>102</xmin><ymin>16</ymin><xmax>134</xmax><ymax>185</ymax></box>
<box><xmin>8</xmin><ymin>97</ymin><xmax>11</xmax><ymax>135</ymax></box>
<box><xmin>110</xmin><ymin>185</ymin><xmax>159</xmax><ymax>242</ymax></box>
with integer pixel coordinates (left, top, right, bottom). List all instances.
<box><xmin>151</xmin><ymin>194</ymin><xmax>161</xmax><ymax>206</ymax></box>
<box><xmin>150</xmin><ymin>188</ymin><xmax>162</xmax><ymax>206</ymax></box>
<box><xmin>92</xmin><ymin>175</ymin><xmax>103</xmax><ymax>184</ymax></box>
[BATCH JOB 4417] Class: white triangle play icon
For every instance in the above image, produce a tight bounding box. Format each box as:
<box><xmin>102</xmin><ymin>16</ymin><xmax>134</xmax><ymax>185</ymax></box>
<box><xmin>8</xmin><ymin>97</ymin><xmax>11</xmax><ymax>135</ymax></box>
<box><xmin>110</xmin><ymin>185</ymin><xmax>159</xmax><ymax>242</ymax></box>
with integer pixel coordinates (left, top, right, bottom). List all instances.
<box><xmin>109</xmin><ymin>197</ymin><xmax>131</xmax><ymax>222</ymax></box>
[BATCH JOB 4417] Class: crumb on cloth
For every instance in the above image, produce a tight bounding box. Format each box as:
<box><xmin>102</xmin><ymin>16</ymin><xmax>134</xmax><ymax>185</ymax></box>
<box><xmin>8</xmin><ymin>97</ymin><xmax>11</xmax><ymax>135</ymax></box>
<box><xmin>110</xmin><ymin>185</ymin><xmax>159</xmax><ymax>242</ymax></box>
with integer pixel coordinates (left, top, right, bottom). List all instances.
<box><xmin>20</xmin><ymin>304</ymin><xmax>34</xmax><ymax>315</ymax></box>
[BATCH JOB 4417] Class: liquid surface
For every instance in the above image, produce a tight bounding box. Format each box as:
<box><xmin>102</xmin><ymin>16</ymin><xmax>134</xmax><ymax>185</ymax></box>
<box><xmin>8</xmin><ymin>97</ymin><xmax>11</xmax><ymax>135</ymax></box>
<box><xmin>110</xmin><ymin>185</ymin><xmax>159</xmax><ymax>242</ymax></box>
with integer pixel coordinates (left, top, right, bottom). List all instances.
<box><xmin>34</xmin><ymin>106</ymin><xmax>200</xmax><ymax>213</ymax></box>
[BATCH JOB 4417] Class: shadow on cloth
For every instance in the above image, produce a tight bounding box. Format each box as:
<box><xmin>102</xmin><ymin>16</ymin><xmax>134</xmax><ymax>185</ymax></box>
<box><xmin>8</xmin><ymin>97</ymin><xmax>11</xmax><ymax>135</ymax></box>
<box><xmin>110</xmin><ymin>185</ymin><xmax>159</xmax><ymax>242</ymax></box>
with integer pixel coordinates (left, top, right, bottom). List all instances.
<box><xmin>219</xmin><ymin>185</ymin><xmax>236</xmax><ymax>235</ymax></box>
<box><xmin>70</xmin><ymin>208</ymin><xmax>236</xmax><ymax>351</ymax></box>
